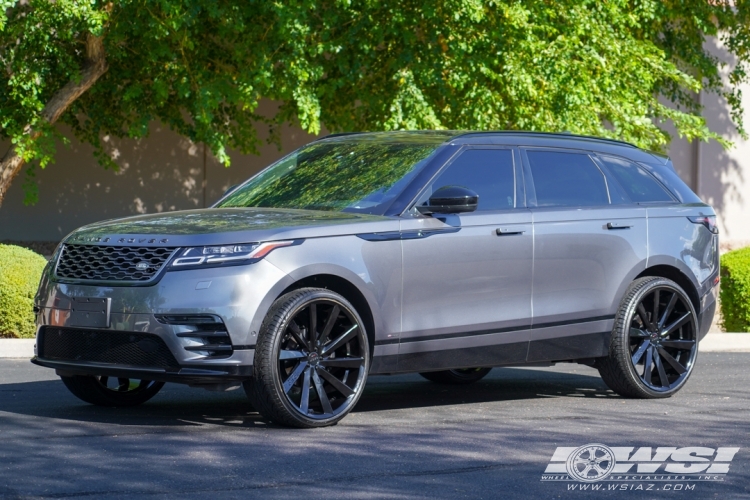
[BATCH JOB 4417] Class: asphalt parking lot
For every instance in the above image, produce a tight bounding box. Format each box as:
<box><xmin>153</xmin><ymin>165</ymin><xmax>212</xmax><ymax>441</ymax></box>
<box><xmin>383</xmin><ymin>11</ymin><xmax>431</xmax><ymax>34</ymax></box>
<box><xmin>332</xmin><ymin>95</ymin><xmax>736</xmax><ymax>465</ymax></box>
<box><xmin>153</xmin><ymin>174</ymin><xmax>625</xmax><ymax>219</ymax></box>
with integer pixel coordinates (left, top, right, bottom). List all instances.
<box><xmin>1</xmin><ymin>353</ymin><xmax>748</xmax><ymax>499</ymax></box>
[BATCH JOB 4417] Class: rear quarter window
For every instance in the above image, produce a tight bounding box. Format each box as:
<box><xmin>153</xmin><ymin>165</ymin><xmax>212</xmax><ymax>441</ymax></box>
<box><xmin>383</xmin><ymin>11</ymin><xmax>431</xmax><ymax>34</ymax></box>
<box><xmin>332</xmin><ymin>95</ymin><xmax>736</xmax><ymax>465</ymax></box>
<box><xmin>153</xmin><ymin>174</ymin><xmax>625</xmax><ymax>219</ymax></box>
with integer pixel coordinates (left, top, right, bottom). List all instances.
<box><xmin>598</xmin><ymin>155</ymin><xmax>674</xmax><ymax>203</ymax></box>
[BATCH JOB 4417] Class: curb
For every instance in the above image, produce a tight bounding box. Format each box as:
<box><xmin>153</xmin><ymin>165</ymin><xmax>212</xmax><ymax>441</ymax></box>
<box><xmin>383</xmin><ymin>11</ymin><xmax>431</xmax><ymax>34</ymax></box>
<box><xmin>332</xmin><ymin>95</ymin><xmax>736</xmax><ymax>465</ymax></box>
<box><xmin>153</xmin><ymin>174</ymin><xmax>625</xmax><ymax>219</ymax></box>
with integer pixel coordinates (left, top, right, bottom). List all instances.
<box><xmin>1</xmin><ymin>332</ymin><xmax>749</xmax><ymax>359</ymax></box>
<box><xmin>0</xmin><ymin>339</ymin><xmax>35</xmax><ymax>359</ymax></box>
<box><xmin>698</xmin><ymin>333</ymin><xmax>750</xmax><ymax>352</ymax></box>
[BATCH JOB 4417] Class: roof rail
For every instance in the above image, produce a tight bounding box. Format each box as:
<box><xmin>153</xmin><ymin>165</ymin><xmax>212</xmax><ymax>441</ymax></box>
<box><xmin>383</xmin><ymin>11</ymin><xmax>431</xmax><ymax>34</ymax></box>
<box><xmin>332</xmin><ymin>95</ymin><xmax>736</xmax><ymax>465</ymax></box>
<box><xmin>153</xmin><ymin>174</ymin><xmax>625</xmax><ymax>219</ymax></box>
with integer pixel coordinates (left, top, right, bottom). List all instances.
<box><xmin>454</xmin><ymin>131</ymin><xmax>638</xmax><ymax>148</ymax></box>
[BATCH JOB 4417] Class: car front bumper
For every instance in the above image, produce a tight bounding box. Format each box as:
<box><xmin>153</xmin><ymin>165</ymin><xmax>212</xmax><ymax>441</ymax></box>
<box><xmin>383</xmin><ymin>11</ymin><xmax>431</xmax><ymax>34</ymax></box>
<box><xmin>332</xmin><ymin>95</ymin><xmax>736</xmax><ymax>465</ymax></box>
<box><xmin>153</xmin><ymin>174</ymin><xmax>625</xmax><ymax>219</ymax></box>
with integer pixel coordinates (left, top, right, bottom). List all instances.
<box><xmin>33</xmin><ymin>260</ymin><xmax>292</xmax><ymax>383</ymax></box>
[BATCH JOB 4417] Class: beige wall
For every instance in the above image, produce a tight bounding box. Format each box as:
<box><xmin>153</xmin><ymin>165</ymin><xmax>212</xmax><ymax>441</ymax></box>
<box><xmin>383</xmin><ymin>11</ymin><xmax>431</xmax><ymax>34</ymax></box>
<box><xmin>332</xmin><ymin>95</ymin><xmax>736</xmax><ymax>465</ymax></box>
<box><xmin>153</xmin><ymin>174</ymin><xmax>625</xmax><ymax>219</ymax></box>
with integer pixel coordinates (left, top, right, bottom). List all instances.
<box><xmin>667</xmin><ymin>38</ymin><xmax>750</xmax><ymax>252</ymax></box>
<box><xmin>0</xmin><ymin>107</ymin><xmax>322</xmax><ymax>242</ymax></box>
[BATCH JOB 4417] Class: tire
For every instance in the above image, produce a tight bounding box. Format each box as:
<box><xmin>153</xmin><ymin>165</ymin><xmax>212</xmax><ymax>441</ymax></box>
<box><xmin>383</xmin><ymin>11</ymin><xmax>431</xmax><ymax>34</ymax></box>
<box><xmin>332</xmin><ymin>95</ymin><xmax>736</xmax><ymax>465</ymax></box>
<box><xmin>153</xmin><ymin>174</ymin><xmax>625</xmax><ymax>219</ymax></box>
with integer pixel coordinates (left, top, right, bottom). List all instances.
<box><xmin>419</xmin><ymin>367</ymin><xmax>492</xmax><ymax>385</ymax></box>
<box><xmin>61</xmin><ymin>375</ymin><xmax>164</xmax><ymax>407</ymax></box>
<box><xmin>598</xmin><ymin>277</ymin><xmax>699</xmax><ymax>399</ymax></box>
<box><xmin>244</xmin><ymin>288</ymin><xmax>370</xmax><ymax>428</ymax></box>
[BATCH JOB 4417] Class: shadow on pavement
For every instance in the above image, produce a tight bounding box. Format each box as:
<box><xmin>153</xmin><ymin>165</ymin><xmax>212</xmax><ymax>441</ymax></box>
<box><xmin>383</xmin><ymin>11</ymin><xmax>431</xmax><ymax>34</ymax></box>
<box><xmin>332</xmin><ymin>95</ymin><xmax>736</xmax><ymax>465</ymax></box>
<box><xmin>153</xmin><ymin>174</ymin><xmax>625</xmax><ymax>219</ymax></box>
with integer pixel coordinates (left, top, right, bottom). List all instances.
<box><xmin>0</xmin><ymin>367</ymin><xmax>613</xmax><ymax>429</ymax></box>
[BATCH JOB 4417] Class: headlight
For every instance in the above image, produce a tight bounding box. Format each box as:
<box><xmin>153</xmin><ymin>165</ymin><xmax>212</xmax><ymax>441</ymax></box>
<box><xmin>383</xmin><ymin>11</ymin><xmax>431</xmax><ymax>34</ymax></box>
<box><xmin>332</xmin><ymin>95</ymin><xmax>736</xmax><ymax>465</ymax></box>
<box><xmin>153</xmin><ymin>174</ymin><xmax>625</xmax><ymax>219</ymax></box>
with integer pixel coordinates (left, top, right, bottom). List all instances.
<box><xmin>169</xmin><ymin>240</ymin><xmax>298</xmax><ymax>269</ymax></box>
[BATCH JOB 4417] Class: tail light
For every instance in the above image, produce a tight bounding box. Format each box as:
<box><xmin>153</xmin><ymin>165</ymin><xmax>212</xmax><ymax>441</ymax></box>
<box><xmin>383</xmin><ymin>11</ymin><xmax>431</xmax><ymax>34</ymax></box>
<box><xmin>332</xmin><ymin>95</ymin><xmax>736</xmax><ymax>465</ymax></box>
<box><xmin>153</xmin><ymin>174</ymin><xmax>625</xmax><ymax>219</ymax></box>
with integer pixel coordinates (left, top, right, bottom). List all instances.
<box><xmin>688</xmin><ymin>215</ymin><xmax>719</xmax><ymax>234</ymax></box>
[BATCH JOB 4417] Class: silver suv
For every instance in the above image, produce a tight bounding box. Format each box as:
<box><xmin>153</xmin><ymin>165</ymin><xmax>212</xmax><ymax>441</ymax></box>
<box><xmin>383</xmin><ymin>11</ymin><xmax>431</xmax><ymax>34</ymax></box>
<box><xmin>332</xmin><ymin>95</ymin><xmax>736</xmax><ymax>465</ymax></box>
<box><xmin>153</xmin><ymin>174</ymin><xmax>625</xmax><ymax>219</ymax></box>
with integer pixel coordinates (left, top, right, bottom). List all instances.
<box><xmin>33</xmin><ymin>131</ymin><xmax>719</xmax><ymax>427</ymax></box>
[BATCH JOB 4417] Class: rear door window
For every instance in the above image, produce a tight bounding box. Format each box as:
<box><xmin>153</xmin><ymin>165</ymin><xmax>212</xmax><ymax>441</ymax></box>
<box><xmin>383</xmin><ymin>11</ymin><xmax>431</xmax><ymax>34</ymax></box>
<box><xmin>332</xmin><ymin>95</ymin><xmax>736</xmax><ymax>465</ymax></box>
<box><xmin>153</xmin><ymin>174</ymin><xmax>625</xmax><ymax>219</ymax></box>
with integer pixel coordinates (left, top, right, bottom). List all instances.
<box><xmin>525</xmin><ymin>150</ymin><xmax>610</xmax><ymax>207</ymax></box>
<box><xmin>597</xmin><ymin>155</ymin><xmax>674</xmax><ymax>203</ymax></box>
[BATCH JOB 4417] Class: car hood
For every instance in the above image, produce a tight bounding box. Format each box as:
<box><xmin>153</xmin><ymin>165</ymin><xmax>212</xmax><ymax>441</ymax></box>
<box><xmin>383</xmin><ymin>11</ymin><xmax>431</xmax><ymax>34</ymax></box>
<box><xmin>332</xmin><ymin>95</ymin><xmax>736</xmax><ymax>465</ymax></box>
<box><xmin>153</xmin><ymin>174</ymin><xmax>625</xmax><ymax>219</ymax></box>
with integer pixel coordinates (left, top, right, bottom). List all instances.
<box><xmin>64</xmin><ymin>208</ymin><xmax>398</xmax><ymax>247</ymax></box>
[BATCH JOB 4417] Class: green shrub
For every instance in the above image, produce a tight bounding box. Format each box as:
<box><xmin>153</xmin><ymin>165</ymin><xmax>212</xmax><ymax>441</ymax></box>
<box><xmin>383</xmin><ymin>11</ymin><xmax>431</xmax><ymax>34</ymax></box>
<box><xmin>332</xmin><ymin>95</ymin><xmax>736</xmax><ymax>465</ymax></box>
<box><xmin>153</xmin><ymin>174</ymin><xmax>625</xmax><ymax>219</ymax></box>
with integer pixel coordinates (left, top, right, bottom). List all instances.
<box><xmin>720</xmin><ymin>246</ymin><xmax>750</xmax><ymax>333</ymax></box>
<box><xmin>0</xmin><ymin>244</ymin><xmax>48</xmax><ymax>338</ymax></box>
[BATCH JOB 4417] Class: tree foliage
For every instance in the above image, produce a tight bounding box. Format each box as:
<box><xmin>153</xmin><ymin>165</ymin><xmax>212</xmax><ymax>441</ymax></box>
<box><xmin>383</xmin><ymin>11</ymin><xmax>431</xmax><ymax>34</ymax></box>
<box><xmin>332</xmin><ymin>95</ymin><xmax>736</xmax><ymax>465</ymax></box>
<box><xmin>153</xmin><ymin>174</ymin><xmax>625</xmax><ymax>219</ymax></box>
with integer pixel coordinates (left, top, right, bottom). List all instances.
<box><xmin>1</xmin><ymin>0</ymin><xmax>749</xmax><ymax>206</ymax></box>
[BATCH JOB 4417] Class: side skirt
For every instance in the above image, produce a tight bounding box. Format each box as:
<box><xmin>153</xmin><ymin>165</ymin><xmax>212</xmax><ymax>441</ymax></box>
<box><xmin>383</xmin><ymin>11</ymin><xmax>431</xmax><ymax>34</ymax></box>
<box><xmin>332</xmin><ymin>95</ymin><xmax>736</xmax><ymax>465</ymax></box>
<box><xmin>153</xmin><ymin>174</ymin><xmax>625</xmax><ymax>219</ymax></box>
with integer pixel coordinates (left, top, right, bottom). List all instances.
<box><xmin>368</xmin><ymin>331</ymin><xmax>611</xmax><ymax>375</ymax></box>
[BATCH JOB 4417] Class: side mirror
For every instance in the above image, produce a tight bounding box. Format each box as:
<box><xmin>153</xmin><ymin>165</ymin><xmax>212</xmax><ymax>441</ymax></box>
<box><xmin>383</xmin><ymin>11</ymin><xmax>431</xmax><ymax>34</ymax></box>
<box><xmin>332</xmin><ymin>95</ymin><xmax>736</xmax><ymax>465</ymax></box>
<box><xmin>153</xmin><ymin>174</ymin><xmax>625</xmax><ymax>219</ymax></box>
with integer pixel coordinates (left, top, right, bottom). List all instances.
<box><xmin>417</xmin><ymin>185</ymin><xmax>478</xmax><ymax>215</ymax></box>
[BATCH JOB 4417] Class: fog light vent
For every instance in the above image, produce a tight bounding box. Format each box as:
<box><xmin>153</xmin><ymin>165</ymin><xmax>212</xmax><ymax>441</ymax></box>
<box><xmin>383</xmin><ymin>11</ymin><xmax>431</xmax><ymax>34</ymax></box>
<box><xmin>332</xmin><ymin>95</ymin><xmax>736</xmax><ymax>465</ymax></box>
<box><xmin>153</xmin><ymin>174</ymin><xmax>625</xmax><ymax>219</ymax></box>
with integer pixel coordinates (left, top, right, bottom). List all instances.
<box><xmin>155</xmin><ymin>314</ymin><xmax>233</xmax><ymax>358</ymax></box>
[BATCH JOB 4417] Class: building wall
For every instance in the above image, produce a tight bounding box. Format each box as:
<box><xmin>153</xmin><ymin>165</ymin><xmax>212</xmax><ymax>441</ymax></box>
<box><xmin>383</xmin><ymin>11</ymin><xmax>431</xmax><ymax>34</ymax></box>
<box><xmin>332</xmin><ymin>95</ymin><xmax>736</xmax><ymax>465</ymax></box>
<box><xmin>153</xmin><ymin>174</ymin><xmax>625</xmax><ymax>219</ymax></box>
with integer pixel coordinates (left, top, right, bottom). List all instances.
<box><xmin>667</xmin><ymin>38</ymin><xmax>750</xmax><ymax>252</ymax></box>
<box><xmin>0</xmin><ymin>105</ymin><xmax>322</xmax><ymax>243</ymax></box>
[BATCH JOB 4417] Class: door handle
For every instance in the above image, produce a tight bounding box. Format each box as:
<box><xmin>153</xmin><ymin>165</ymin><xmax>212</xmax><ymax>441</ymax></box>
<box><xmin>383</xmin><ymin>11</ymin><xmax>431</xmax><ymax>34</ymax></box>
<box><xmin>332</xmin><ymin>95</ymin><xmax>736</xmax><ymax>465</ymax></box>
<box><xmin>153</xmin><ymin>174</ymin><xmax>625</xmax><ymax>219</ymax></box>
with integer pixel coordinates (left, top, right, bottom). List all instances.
<box><xmin>496</xmin><ymin>228</ymin><xmax>525</xmax><ymax>236</ymax></box>
<box><xmin>607</xmin><ymin>222</ymin><xmax>632</xmax><ymax>230</ymax></box>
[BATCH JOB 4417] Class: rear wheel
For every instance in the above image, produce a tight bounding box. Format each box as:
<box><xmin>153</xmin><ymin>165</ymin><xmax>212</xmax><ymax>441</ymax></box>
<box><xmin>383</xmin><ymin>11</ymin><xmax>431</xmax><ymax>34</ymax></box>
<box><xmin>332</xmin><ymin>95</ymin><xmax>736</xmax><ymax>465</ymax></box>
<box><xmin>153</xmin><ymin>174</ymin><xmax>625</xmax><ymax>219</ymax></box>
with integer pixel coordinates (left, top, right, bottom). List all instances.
<box><xmin>61</xmin><ymin>375</ymin><xmax>164</xmax><ymax>407</ymax></box>
<box><xmin>245</xmin><ymin>288</ymin><xmax>370</xmax><ymax>428</ymax></box>
<box><xmin>598</xmin><ymin>277</ymin><xmax>698</xmax><ymax>398</ymax></box>
<box><xmin>419</xmin><ymin>367</ymin><xmax>492</xmax><ymax>385</ymax></box>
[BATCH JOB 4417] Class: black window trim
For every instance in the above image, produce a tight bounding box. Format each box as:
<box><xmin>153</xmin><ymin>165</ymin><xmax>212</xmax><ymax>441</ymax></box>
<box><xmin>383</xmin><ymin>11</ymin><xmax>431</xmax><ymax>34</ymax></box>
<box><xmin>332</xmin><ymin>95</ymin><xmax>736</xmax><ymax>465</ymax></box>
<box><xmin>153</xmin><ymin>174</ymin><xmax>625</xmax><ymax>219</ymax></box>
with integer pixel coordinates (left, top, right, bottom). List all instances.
<box><xmin>402</xmin><ymin>145</ymin><xmax>522</xmax><ymax>216</ymax></box>
<box><xmin>519</xmin><ymin>146</ymin><xmax>613</xmax><ymax>209</ymax></box>
<box><xmin>592</xmin><ymin>153</ymin><xmax>679</xmax><ymax>205</ymax></box>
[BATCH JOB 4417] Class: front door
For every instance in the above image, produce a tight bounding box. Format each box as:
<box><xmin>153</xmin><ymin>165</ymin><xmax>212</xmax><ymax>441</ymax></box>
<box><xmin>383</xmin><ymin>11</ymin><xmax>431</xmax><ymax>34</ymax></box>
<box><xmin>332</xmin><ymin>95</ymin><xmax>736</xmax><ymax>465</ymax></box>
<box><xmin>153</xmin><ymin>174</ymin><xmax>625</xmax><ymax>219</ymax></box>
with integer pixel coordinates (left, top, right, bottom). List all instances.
<box><xmin>397</xmin><ymin>147</ymin><xmax>533</xmax><ymax>372</ymax></box>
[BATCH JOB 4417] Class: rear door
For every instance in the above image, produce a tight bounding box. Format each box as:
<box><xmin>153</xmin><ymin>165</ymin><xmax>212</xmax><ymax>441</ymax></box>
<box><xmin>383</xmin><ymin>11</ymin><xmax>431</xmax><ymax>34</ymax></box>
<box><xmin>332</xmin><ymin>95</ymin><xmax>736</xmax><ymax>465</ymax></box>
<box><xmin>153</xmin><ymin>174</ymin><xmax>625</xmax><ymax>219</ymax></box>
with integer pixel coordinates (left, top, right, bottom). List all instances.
<box><xmin>523</xmin><ymin>149</ymin><xmax>648</xmax><ymax>362</ymax></box>
<box><xmin>397</xmin><ymin>147</ymin><xmax>533</xmax><ymax>372</ymax></box>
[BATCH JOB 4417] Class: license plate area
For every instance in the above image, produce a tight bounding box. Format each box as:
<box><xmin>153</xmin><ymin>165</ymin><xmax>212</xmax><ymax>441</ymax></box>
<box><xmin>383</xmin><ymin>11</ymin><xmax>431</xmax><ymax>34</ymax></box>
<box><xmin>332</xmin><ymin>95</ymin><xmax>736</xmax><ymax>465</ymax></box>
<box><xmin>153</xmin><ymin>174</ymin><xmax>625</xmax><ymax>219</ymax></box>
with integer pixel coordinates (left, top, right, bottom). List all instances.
<box><xmin>69</xmin><ymin>297</ymin><xmax>111</xmax><ymax>328</ymax></box>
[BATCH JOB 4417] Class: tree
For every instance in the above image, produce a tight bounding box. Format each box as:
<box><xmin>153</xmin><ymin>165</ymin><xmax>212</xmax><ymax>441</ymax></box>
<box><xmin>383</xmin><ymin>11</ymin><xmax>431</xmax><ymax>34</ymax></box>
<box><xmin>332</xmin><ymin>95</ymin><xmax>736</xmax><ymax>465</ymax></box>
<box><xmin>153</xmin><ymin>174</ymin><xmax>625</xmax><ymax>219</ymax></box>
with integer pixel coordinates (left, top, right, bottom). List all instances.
<box><xmin>1</xmin><ymin>0</ymin><xmax>748</xmax><ymax>207</ymax></box>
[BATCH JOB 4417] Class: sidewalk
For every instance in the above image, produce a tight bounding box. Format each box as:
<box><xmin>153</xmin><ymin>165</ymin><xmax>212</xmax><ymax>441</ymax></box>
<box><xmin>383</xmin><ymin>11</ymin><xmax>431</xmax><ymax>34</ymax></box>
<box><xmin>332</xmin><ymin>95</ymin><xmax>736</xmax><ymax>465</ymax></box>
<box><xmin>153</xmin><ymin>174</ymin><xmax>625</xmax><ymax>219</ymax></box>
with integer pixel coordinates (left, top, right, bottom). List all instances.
<box><xmin>1</xmin><ymin>332</ymin><xmax>748</xmax><ymax>359</ymax></box>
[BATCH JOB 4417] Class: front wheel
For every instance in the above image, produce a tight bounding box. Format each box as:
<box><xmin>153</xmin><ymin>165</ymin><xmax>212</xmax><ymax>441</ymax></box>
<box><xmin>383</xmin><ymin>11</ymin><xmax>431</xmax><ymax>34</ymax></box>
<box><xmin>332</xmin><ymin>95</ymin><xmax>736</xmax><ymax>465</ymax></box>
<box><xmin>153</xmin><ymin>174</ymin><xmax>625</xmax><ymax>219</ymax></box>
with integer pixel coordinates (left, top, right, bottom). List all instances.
<box><xmin>419</xmin><ymin>368</ymin><xmax>492</xmax><ymax>384</ymax></box>
<box><xmin>245</xmin><ymin>288</ymin><xmax>370</xmax><ymax>428</ymax></box>
<box><xmin>61</xmin><ymin>375</ymin><xmax>165</xmax><ymax>407</ymax></box>
<box><xmin>598</xmin><ymin>277</ymin><xmax>699</xmax><ymax>399</ymax></box>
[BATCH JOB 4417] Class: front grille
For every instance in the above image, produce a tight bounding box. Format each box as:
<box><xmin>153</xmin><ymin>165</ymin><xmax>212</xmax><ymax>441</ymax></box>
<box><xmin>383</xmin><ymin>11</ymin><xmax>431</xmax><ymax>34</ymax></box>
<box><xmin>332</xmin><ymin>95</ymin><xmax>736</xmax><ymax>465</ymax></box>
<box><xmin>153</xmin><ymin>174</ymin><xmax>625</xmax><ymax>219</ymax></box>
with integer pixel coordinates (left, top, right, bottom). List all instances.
<box><xmin>39</xmin><ymin>326</ymin><xmax>180</xmax><ymax>369</ymax></box>
<box><xmin>56</xmin><ymin>244</ymin><xmax>177</xmax><ymax>282</ymax></box>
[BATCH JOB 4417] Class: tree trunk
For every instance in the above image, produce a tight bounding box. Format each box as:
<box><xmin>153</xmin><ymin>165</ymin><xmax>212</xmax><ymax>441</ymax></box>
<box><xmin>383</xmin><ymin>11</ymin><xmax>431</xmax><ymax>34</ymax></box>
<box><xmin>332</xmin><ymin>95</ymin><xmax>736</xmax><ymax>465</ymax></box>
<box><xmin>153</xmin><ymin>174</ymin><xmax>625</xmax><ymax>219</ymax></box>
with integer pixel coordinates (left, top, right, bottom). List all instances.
<box><xmin>0</xmin><ymin>32</ymin><xmax>109</xmax><ymax>207</ymax></box>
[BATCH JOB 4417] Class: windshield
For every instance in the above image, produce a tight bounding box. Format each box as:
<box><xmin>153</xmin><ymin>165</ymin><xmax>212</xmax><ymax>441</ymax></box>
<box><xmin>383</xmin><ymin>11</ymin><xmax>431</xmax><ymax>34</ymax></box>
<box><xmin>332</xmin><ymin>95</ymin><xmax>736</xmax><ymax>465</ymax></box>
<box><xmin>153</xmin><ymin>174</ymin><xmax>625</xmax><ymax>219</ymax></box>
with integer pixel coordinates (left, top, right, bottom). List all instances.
<box><xmin>216</xmin><ymin>141</ymin><xmax>440</xmax><ymax>215</ymax></box>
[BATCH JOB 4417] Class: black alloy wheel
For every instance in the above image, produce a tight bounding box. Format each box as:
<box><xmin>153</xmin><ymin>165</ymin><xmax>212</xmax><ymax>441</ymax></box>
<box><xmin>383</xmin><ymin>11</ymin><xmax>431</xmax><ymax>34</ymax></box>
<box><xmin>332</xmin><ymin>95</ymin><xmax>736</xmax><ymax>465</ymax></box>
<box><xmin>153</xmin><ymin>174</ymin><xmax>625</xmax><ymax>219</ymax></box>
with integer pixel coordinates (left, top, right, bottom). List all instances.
<box><xmin>598</xmin><ymin>277</ymin><xmax>698</xmax><ymax>398</ymax></box>
<box><xmin>419</xmin><ymin>367</ymin><xmax>492</xmax><ymax>384</ymax></box>
<box><xmin>61</xmin><ymin>375</ymin><xmax>165</xmax><ymax>406</ymax></box>
<box><xmin>246</xmin><ymin>288</ymin><xmax>370</xmax><ymax>428</ymax></box>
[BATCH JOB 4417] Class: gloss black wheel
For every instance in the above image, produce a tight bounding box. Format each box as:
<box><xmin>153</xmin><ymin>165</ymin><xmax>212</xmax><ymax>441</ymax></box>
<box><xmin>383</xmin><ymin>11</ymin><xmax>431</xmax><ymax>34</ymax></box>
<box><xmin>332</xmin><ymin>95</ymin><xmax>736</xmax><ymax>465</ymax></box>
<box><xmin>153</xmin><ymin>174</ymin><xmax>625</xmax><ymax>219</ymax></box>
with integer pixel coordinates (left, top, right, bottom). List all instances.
<box><xmin>245</xmin><ymin>288</ymin><xmax>370</xmax><ymax>428</ymax></box>
<box><xmin>61</xmin><ymin>375</ymin><xmax>165</xmax><ymax>407</ymax></box>
<box><xmin>598</xmin><ymin>277</ymin><xmax>698</xmax><ymax>398</ymax></box>
<box><xmin>419</xmin><ymin>367</ymin><xmax>492</xmax><ymax>384</ymax></box>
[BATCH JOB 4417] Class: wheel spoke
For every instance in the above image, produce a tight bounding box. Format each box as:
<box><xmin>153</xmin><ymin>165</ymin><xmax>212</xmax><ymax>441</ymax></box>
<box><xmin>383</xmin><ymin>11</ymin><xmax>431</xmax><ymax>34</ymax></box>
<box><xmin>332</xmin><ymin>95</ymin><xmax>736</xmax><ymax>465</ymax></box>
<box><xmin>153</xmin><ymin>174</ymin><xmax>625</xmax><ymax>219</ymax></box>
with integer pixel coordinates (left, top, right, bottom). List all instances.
<box><xmin>659</xmin><ymin>292</ymin><xmax>678</xmax><ymax>329</ymax></box>
<box><xmin>317</xmin><ymin>367</ymin><xmax>355</xmax><ymax>397</ymax></box>
<box><xmin>652</xmin><ymin>289</ymin><xmax>660</xmax><ymax>332</ymax></box>
<box><xmin>319</xmin><ymin>305</ymin><xmax>340</xmax><ymax>346</ymax></box>
<box><xmin>631</xmin><ymin>340</ymin><xmax>651</xmax><ymax>364</ymax></box>
<box><xmin>309</xmin><ymin>303</ymin><xmax>318</xmax><ymax>346</ymax></box>
<box><xmin>629</xmin><ymin>327</ymin><xmax>649</xmax><ymax>338</ymax></box>
<box><xmin>662</xmin><ymin>312</ymin><xmax>691</xmax><ymax>336</ymax></box>
<box><xmin>320</xmin><ymin>357</ymin><xmax>365</xmax><ymax>368</ymax></box>
<box><xmin>280</xmin><ymin>349</ymin><xmax>307</xmax><ymax>360</ymax></box>
<box><xmin>637</xmin><ymin>303</ymin><xmax>653</xmax><ymax>332</ymax></box>
<box><xmin>312</xmin><ymin>369</ymin><xmax>333</xmax><ymax>415</ymax></box>
<box><xmin>299</xmin><ymin>366</ymin><xmax>312</xmax><ymax>415</ymax></box>
<box><xmin>661</xmin><ymin>339</ymin><xmax>695</xmax><ymax>350</ymax></box>
<box><xmin>654</xmin><ymin>352</ymin><xmax>670</xmax><ymax>387</ymax></box>
<box><xmin>657</xmin><ymin>346</ymin><xmax>687</xmax><ymax>375</ymax></box>
<box><xmin>643</xmin><ymin>346</ymin><xmax>653</xmax><ymax>380</ymax></box>
<box><xmin>321</xmin><ymin>325</ymin><xmax>359</xmax><ymax>356</ymax></box>
<box><xmin>288</xmin><ymin>320</ymin><xmax>309</xmax><ymax>350</ymax></box>
<box><xmin>283</xmin><ymin>361</ymin><xmax>308</xmax><ymax>393</ymax></box>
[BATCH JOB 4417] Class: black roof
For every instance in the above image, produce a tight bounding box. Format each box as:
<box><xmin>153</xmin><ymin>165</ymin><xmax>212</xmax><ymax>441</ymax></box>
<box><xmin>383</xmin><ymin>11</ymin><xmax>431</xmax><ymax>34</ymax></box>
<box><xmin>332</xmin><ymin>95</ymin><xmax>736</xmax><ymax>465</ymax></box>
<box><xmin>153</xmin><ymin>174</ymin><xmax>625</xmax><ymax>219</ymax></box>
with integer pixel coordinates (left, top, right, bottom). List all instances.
<box><xmin>319</xmin><ymin>130</ymin><xmax>666</xmax><ymax>164</ymax></box>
